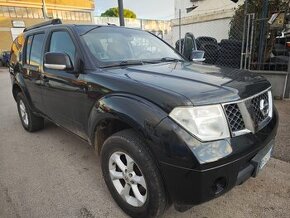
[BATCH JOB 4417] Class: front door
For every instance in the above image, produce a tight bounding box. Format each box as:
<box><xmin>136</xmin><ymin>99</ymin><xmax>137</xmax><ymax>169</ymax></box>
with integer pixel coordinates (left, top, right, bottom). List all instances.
<box><xmin>42</xmin><ymin>29</ymin><xmax>88</xmax><ymax>137</ymax></box>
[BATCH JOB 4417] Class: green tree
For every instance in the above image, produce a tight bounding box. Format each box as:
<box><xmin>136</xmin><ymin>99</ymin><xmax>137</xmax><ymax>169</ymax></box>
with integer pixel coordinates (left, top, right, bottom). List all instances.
<box><xmin>101</xmin><ymin>7</ymin><xmax>137</xmax><ymax>18</ymax></box>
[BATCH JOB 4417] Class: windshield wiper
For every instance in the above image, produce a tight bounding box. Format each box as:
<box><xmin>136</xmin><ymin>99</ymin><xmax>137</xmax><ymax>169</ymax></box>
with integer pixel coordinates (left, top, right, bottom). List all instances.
<box><xmin>138</xmin><ymin>57</ymin><xmax>184</xmax><ymax>64</ymax></box>
<box><xmin>101</xmin><ymin>58</ymin><xmax>184</xmax><ymax>68</ymax></box>
<box><xmin>102</xmin><ymin>60</ymin><xmax>144</xmax><ymax>68</ymax></box>
<box><xmin>160</xmin><ymin>57</ymin><xmax>185</xmax><ymax>62</ymax></box>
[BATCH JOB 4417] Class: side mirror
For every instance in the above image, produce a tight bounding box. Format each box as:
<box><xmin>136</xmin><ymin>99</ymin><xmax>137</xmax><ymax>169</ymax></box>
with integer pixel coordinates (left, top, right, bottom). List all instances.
<box><xmin>44</xmin><ymin>52</ymin><xmax>73</xmax><ymax>70</ymax></box>
<box><xmin>191</xmin><ymin>50</ymin><xmax>205</xmax><ymax>62</ymax></box>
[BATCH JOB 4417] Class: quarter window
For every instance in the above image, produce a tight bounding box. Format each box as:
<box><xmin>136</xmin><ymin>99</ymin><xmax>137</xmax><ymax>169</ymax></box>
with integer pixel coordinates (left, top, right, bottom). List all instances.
<box><xmin>25</xmin><ymin>35</ymin><xmax>33</xmax><ymax>64</ymax></box>
<box><xmin>29</xmin><ymin>34</ymin><xmax>45</xmax><ymax>66</ymax></box>
<box><xmin>49</xmin><ymin>31</ymin><xmax>76</xmax><ymax>65</ymax></box>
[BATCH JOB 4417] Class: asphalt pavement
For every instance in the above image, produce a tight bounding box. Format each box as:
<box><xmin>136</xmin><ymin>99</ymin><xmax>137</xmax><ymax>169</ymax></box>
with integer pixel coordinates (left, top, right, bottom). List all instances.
<box><xmin>0</xmin><ymin>68</ymin><xmax>289</xmax><ymax>218</ymax></box>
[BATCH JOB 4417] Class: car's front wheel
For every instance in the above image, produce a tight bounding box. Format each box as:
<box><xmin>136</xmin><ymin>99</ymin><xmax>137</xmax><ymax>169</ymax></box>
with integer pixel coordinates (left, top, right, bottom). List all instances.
<box><xmin>101</xmin><ymin>129</ymin><xmax>167</xmax><ymax>218</ymax></box>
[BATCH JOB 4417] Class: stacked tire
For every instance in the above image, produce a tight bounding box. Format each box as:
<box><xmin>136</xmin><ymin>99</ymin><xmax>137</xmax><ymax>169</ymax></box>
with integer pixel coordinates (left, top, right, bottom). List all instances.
<box><xmin>216</xmin><ymin>39</ymin><xmax>242</xmax><ymax>68</ymax></box>
<box><xmin>196</xmin><ymin>37</ymin><xmax>219</xmax><ymax>65</ymax></box>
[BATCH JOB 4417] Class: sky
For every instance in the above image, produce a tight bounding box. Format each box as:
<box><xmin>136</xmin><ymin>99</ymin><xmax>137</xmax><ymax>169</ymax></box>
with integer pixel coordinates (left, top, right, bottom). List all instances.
<box><xmin>94</xmin><ymin>0</ymin><xmax>175</xmax><ymax>20</ymax></box>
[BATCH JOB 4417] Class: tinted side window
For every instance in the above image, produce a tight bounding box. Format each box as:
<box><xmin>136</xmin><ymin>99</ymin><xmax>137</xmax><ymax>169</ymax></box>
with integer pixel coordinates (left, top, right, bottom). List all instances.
<box><xmin>49</xmin><ymin>31</ymin><xmax>76</xmax><ymax>65</ymax></box>
<box><xmin>30</xmin><ymin>34</ymin><xmax>45</xmax><ymax>66</ymax></box>
<box><xmin>25</xmin><ymin>35</ymin><xmax>33</xmax><ymax>64</ymax></box>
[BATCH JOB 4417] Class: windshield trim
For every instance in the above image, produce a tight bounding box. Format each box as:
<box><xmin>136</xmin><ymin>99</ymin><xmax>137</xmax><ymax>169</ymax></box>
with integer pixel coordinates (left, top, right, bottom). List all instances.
<box><xmin>100</xmin><ymin>57</ymin><xmax>185</xmax><ymax>69</ymax></box>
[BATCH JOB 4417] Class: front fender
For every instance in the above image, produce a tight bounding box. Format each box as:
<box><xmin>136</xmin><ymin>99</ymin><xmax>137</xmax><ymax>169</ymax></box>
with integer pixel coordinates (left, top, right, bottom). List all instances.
<box><xmin>87</xmin><ymin>94</ymin><xmax>168</xmax><ymax>148</ymax></box>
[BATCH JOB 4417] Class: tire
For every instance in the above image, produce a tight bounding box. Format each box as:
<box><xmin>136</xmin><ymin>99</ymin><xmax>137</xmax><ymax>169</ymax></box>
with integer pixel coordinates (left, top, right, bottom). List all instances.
<box><xmin>16</xmin><ymin>92</ymin><xmax>44</xmax><ymax>132</ymax></box>
<box><xmin>101</xmin><ymin>129</ymin><xmax>167</xmax><ymax>218</ymax></box>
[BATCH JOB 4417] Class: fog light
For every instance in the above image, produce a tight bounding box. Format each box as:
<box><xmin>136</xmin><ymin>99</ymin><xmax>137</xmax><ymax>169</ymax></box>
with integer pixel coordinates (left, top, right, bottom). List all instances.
<box><xmin>212</xmin><ymin>177</ymin><xmax>227</xmax><ymax>195</ymax></box>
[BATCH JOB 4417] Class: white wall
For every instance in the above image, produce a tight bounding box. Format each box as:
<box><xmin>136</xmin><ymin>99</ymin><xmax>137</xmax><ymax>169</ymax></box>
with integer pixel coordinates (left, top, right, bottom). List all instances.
<box><xmin>171</xmin><ymin>0</ymin><xmax>244</xmax><ymax>45</ymax></box>
<box><xmin>94</xmin><ymin>17</ymin><xmax>141</xmax><ymax>28</ymax></box>
<box><xmin>11</xmin><ymin>28</ymin><xmax>25</xmax><ymax>41</ymax></box>
<box><xmin>174</xmin><ymin>0</ymin><xmax>244</xmax><ymax>18</ymax></box>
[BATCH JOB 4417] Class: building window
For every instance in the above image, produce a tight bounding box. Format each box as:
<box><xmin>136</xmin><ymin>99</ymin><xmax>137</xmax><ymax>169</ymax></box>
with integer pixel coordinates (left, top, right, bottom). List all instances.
<box><xmin>27</xmin><ymin>8</ymin><xmax>34</xmax><ymax>18</ymax></box>
<box><xmin>32</xmin><ymin>8</ymin><xmax>39</xmax><ymax>18</ymax></box>
<box><xmin>0</xmin><ymin>7</ymin><xmax>3</xmax><ymax>17</ymax></box>
<box><xmin>75</xmin><ymin>12</ymin><xmax>80</xmax><ymax>21</ymax></box>
<box><xmin>0</xmin><ymin>6</ymin><xmax>37</xmax><ymax>18</ymax></box>
<box><xmin>60</xmin><ymin>11</ymin><xmax>66</xmax><ymax>20</ymax></box>
<box><xmin>0</xmin><ymin>6</ymin><xmax>91</xmax><ymax>21</ymax></box>
<box><xmin>71</xmin><ymin>11</ymin><xmax>76</xmax><ymax>21</ymax></box>
<box><xmin>66</xmin><ymin>11</ymin><xmax>71</xmax><ymax>20</ymax></box>
<box><xmin>15</xmin><ymin>7</ymin><xmax>23</xmax><ymax>18</ymax></box>
<box><xmin>22</xmin><ymin>8</ymin><xmax>29</xmax><ymax>18</ymax></box>
<box><xmin>86</xmin><ymin>13</ymin><xmax>91</xmax><ymax>21</ymax></box>
<box><xmin>78</xmin><ymin>12</ymin><xmax>83</xmax><ymax>20</ymax></box>
<box><xmin>8</xmin><ymin>7</ymin><xmax>16</xmax><ymax>17</ymax></box>
<box><xmin>47</xmin><ymin>9</ymin><xmax>52</xmax><ymax>18</ymax></box>
<box><xmin>2</xmin><ymin>6</ymin><xmax>9</xmax><ymax>17</ymax></box>
<box><xmin>51</xmin><ymin>9</ymin><xmax>57</xmax><ymax>19</ymax></box>
<box><xmin>39</xmin><ymin>9</ymin><xmax>44</xmax><ymax>18</ymax></box>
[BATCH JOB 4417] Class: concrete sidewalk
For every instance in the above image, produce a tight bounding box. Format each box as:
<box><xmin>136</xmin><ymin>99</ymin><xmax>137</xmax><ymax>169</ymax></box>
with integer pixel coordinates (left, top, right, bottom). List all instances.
<box><xmin>0</xmin><ymin>68</ymin><xmax>289</xmax><ymax>218</ymax></box>
<box><xmin>274</xmin><ymin>100</ymin><xmax>290</xmax><ymax>163</ymax></box>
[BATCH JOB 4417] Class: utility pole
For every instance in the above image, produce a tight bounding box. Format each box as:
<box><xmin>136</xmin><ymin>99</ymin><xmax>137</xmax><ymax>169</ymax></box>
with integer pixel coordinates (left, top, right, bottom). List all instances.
<box><xmin>118</xmin><ymin>0</ymin><xmax>125</xmax><ymax>26</ymax></box>
<box><xmin>179</xmin><ymin>9</ymin><xmax>182</xmax><ymax>53</ymax></box>
<box><xmin>41</xmin><ymin>0</ymin><xmax>49</xmax><ymax>20</ymax></box>
<box><xmin>240</xmin><ymin>0</ymin><xmax>248</xmax><ymax>69</ymax></box>
<box><xmin>257</xmin><ymin>0</ymin><xmax>269</xmax><ymax>69</ymax></box>
<box><xmin>178</xmin><ymin>5</ymin><xmax>197</xmax><ymax>53</ymax></box>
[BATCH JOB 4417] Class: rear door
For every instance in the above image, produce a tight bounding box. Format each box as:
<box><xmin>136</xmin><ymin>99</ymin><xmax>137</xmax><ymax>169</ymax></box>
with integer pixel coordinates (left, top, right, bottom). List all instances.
<box><xmin>22</xmin><ymin>32</ymin><xmax>46</xmax><ymax>112</ymax></box>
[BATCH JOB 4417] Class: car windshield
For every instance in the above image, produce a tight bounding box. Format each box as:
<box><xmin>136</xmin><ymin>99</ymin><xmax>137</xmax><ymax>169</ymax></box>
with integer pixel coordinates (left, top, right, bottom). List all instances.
<box><xmin>81</xmin><ymin>27</ymin><xmax>184</xmax><ymax>67</ymax></box>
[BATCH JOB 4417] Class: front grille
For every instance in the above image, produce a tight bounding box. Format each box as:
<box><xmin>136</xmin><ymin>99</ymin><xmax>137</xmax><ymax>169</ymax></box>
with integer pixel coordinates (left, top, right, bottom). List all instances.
<box><xmin>224</xmin><ymin>90</ymin><xmax>271</xmax><ymax>135</ymax></box>
<box><xmin>224</xmin><ymin>103</ymin><xmax>245</xmax><ymax>132</ymax></box>
<box><xmin>251</xmin><ymin>92</ymin><xmax>269</xmax><ymax>123</ymax></box>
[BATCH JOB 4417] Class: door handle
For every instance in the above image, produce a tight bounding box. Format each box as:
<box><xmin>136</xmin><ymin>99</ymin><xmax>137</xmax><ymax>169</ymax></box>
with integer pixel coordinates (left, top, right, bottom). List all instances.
<box><xmin>42</xmin><ymin>75</ymin><xmax>49</xmax><ymax>83</ymax></box>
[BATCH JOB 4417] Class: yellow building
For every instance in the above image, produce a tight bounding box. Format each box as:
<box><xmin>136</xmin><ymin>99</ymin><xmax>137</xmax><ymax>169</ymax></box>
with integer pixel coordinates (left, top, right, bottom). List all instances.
<box><xmin>0</xmin><ymin>0</ymin><xmax>95</xmax><ymax>51</ymax></box>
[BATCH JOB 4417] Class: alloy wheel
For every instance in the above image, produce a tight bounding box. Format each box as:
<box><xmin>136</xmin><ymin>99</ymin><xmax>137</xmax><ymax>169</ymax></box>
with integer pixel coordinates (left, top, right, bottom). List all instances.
<box><xmin>109</xmin><ymin>151</ymin><xmax>147</xmax><ymax>207</ymax></box>
<box><xmin>19</xmin><ymin>100</ymin><xmax>29</xmax><ymax>126</ymax></box>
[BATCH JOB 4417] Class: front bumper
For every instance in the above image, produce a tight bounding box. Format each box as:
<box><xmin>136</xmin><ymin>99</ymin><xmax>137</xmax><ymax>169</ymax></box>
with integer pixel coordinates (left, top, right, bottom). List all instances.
<box><xmin>153</xmin><ymin>107</ymin><xmax>278</xmax><ymax>208</ymax></box>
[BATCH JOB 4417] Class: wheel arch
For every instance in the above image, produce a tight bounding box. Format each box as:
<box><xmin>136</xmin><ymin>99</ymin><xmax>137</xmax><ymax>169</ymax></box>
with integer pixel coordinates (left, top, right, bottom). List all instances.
<box><xmin>12</xmin><ymin>74</ymin><xmax>34</xmax><ymax>111</ymax></box>
<box><xmin>87</xmin><ymin>94</ymin><xmax>167</xmax><ymax>154</ymax></box>
<box><xmin>12</xmin><ymin>83</ymin><xmax>22</xmax><ymax>100</ymax></box>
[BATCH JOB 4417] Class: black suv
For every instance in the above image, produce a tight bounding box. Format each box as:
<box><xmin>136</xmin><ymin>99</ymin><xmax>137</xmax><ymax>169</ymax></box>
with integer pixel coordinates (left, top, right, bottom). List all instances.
<box><xmin>9</xmin><ymin>19</ymin><xmax>278</xmax><ymax>217</ymax></box>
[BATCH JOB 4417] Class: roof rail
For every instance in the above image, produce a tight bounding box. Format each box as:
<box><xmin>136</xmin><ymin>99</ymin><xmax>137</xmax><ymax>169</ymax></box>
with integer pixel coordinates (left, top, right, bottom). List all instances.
<box><xmin>23</xmin><ymin>19</ymin><xmax>62</xmax><ymax>32</ymax></box>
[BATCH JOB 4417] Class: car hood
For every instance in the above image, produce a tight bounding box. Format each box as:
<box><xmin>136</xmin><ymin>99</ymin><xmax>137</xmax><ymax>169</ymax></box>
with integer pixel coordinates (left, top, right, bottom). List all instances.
<box><xmin>103</xmin><ymin>62</ymin><xmax>271</xmax><ymax>106</ymax></box>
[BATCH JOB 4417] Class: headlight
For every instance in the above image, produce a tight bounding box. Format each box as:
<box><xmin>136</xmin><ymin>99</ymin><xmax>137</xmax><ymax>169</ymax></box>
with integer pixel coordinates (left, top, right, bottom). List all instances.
<box><xmin>169</xmin><ymin>105</ymin><xmax>230</xmax><ymax>141</ymax></box>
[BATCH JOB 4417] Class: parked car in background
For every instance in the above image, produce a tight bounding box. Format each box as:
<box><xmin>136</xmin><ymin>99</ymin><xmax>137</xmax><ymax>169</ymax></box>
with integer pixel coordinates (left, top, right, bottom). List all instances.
<box><xmin>10</xmin><ymin>19</ymin><xmax>278</xmax><ymax>217</ymax></box>
<box><xmin>0</xmin><ymin>51</ymin><xmax>11</xmax><ymax>67</ymax></box>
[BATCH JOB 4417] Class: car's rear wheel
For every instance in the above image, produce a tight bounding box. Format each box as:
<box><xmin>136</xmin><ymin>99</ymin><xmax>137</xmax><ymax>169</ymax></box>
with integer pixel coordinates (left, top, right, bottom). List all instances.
<box><xmin>101</xmin><ymin>129</ymin><xmax>167</xmax><ymax>218</ymax></box>
<box><xmin>16</xmin><ymin>93</ymin><xmax>44</xmax><ymax>132</ymax></box>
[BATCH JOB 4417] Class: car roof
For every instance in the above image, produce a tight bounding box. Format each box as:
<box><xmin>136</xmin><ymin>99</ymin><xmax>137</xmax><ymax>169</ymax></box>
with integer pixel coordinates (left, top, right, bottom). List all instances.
<box><xmin>23</xmin><ymin>19</ymin><xmax>142</xmax><ymax>36</ymax></box>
